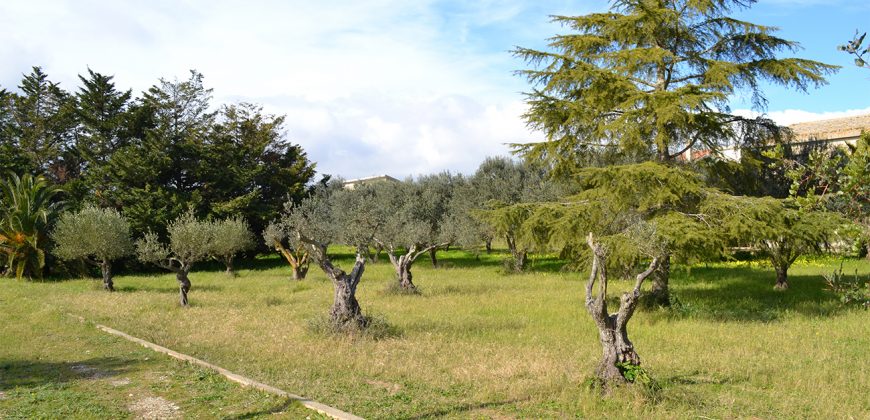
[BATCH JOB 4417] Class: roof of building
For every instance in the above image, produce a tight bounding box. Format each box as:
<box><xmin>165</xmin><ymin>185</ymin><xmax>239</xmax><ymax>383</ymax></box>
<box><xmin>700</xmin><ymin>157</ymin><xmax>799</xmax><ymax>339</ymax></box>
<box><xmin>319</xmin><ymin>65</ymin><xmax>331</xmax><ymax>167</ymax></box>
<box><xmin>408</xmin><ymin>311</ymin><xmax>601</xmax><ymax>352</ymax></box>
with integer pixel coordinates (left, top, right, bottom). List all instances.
<box><xmin>788</xmin><ymin>113</ymin><xmax>870</xmax><ymax>142</ymax></box>
<box><xmin>342</xmin><ymin>174</ymin><xmax>400</xmax><ymax>184</ymax></box>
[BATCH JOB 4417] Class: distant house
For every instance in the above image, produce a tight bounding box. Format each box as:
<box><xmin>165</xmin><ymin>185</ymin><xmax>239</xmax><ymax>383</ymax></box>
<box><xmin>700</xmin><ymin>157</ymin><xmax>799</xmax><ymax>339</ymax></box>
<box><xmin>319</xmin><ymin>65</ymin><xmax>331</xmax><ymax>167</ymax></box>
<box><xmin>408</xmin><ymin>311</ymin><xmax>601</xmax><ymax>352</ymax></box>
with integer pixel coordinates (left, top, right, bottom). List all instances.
<box><xmin>679</xmin><ymin>113</ymin><xmax>870</xmax><ymax>162</ymax></box>
<box><xmin>787</xmin><ymin>113</ymin><xmax>870</xmax><ymax>149</ymax></box>
<box><xmin>341</xmin><ymin>174</ymin><xmax>401</xmax><ymax>190</ymax></box>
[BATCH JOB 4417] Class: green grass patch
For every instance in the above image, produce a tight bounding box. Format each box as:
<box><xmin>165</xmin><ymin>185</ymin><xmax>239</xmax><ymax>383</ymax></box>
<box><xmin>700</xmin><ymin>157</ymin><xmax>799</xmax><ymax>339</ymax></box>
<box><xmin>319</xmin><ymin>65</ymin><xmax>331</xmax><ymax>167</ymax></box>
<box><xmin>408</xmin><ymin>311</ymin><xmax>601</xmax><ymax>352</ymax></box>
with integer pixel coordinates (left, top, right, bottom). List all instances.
<box><xmin>2</xmin><ymin>249</ymin><xmax>869</xmax><ymax>418</ymax></box>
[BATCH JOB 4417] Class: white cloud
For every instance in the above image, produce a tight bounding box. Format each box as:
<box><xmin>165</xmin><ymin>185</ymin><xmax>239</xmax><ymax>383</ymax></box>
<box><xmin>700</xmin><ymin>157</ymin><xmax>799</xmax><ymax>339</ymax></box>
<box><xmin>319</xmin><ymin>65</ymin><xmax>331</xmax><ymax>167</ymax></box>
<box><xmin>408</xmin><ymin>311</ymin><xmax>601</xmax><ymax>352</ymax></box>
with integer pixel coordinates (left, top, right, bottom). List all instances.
<box><xmin>0</xmin><ymin>0</ymin><xmax>544</xmax><ymax>179</ymax></box>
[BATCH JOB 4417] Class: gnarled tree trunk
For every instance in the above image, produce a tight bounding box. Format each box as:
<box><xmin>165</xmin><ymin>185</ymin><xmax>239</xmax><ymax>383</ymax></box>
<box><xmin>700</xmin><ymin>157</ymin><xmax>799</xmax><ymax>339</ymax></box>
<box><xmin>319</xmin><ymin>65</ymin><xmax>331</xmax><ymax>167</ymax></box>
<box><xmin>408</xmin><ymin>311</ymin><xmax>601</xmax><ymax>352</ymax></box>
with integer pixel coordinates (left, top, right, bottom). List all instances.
<box><xmin>585</xmin><ymin>234</ymin><xmax>659</xmax><ymax>386</ymax></box>
<box><xmin>383</xmin><ymin>242</ymin><xmax>448</xmax><ymax>292</ymax></box>
<box><xmin>176</xmin><ymin>267</ymin><xmax>192</xmax><ymax>306</ymax></box>
<box><xmin>322</xmin><ymin>253</ymin><xmax>367</xmax><ymax>329</ymax></box>
<box><xmin>389</xmin><ymin>253</ymin><xmax>416</xmax><ymax>291</ymax></box>
<box><xmin>100</xmin><ymin>261</ymin><xmax>114</xmax><ymax>292</ymax></box>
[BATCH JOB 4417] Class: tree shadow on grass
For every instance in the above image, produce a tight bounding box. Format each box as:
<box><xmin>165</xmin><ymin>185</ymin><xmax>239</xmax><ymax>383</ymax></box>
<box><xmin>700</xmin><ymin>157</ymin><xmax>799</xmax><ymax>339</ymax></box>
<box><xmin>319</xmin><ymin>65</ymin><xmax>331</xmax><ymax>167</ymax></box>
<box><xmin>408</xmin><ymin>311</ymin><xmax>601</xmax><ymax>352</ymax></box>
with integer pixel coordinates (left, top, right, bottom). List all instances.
<box><xmin>114</xmin><ymin>284</ymin><xmax>224</xmax><ymax>293</ymax></box>
<box><xmin>0</xmin><ymin>357</ymin><xmax>134</xmax><ymax>391</ymax></box>
<box><xmin>662</xmin><ymin>265</ymin><xmax>846</xmax><ymax>322</ymax></box>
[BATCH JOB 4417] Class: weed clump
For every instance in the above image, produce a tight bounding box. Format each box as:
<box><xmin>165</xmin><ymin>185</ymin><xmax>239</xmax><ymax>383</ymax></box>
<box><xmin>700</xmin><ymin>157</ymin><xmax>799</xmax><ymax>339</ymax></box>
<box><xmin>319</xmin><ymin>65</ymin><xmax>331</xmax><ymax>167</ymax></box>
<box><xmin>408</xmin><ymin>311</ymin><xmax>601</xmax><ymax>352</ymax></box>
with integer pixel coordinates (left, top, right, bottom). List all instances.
<box><xmin>306</xmin><ymin>313</ymin><xmax>401</xmax><ymax>340</ymax></box>
<box><xmin>382</xmin><ymin>281</ymin><xmax>422</xmax><ymax>296</ymax></box>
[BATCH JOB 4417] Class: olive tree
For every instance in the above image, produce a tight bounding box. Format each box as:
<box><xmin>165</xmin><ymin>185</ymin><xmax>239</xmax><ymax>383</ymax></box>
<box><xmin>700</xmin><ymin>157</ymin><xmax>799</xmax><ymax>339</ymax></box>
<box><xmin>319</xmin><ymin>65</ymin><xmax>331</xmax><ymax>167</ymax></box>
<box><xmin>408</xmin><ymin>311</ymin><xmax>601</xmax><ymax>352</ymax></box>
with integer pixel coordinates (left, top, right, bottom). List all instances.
<box><xmin>369</xmin><ymin>180</ymin><xmax>450</xmax><ymax>292</ymax></box>
<box><xmin>208</xmin><ymin>216</ymin><xmax>254</xmax><ymax>276</ymax></box>
<box><xmin>281</xmin><ymin>185</ymin><xmax>382</xmax><ymax>331</ymax></box>
<box><xmin>453</xmin><ymin>157</ymin><xmax>558</xmax><ymax>271</ymax></box>
<box><xmin>262</xmin><ymin>220</ymin><xmax>309</xmax><ymax>280</ymax></box>
<box><xmin>497</xmin><ymin>163</ymin><xmax>721</xmax><ymax>386</ymax></box>
<box><xmin>52</xmin><ymin>205</ymin><xmax>133</xmax><ymax>291</ymax></box>
<box><xmin>136</xmin><ymin>212</ymin><xmax>213</xmax><ymax>306</ymax></box>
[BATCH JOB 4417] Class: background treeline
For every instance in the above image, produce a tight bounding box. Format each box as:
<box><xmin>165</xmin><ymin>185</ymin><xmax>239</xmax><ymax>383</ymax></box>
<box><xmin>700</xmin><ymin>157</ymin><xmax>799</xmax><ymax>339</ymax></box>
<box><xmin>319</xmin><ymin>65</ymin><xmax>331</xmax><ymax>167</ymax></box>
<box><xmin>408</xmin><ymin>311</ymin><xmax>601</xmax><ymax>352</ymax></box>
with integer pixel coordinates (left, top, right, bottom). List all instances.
<box><xmin>0</xmin><ymin>67</ymin><xmax>316</xmax><ymax>243</ymax></box>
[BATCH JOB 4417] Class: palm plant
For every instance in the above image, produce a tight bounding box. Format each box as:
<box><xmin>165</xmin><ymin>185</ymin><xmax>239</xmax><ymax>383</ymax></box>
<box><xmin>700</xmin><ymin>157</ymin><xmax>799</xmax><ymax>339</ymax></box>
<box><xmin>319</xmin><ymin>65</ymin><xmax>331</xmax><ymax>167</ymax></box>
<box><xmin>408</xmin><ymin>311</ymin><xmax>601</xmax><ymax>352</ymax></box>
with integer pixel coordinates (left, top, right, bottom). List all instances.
<box><xmin>0</xmin><ymin>173</ymin><xmax>64</xmax><ymax>279</ymax></box>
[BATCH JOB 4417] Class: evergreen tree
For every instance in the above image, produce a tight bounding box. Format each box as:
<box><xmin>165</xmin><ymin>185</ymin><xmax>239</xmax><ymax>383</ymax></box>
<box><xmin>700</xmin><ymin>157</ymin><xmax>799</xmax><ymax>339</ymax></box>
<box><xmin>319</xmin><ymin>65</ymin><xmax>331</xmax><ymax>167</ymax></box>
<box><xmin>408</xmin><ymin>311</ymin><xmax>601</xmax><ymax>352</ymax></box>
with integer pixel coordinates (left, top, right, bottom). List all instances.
<box><xmin>11</xmin><ymin>67</ymin><xmax>77</xmax><ymax>180</ymax></box>
<box><xmin>98</xmin><ymin>71</ymin><xmax>212</xmax><ymax>236</ymax></box>
<box><xmin>0</xmin><ymin>88</ymin><xmax>32</xmax><ymax>175</ymax></box>
<box><xmin>75</xmin><ymin>68</ymin><xmax>132</xmax><ymax>169</ymax></box>
<box><xmin>202</xmin><ymin>103</ymin><xmax>315</xmax><ymax>237</ymax></box>
<box><xmin>514</xmin><ymin>0</ymin><xmax>837</xmax><ymax>172</ymax></box>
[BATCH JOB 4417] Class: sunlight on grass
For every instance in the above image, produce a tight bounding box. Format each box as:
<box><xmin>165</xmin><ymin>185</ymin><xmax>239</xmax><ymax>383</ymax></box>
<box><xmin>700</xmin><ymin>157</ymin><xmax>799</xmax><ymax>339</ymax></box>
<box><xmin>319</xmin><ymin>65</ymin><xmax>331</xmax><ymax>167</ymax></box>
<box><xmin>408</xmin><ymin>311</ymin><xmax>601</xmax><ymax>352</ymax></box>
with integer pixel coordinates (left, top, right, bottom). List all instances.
<box><xmin>3</xmin><ymin>249</ymin><xmax>869</xmax><ymax>418</ymax></box>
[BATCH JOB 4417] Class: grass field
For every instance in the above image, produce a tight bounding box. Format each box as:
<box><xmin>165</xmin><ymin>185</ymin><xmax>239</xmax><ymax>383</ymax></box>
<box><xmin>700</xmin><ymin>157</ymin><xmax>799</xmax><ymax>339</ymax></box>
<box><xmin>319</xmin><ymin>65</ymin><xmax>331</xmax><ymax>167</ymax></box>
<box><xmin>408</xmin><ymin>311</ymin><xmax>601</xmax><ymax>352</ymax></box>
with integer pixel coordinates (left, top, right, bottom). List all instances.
<box><xmin>2</xmin><ymin>249</ymin><xmax>869</xmax><ymax>419</ymax></box>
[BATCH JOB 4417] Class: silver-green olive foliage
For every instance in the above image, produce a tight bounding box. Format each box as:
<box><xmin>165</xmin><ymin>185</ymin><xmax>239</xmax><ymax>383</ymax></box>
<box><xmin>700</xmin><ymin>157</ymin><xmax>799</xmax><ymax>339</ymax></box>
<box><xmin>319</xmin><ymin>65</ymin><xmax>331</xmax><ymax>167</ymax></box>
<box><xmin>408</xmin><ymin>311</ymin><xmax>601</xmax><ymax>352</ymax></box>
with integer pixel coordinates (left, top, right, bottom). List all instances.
<box><xmin>447</xmin><ymin>157</ymin><xmax>559</xmax><ymax>250</ymax></box>
<box><xmin>136</xmin><ymin>211</ymin><xmax>212</xmax><ymax>267</ymax></box>
<box><xmin>52</xmin><ymin>205</ymin><xmax>133</xmax><ymax>263</ymax></box>
<box><xmin>208</xmin><ymin>216</ymin><xmax>254</xmax><ymax>260</ymax></box>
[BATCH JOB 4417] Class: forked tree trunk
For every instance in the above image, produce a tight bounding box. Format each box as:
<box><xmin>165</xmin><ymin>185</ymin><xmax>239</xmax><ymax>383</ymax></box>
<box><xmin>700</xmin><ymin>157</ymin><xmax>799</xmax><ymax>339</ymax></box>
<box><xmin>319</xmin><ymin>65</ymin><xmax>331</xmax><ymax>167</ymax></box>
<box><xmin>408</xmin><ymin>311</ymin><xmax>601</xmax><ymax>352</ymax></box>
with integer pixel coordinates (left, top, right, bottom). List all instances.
<box><xmin>383</xmin><ymin>242</ymin><xmax>447</xmax><ymax>292</ymax></box>
<box><xmin>648</xmin><ymin>254</ymin><xmax>671</xmax><ymax>306</ymax></box>
<box><xmin>398</xmin><ymin>261</ymin><xmax>414</xmax><ymax>290</ymax></box>
<box><xmin>274</xmin><ymin>241</ymin><xmax>309</xmax><ymax>281</ymax></box>
<box><xmin>585</xmin><ymin>234</ymin><xmax>659</xmax><ymax>386</ymax></box>
<box><xmin>100</xmin><ymin>261</ymin><xmax>114</xmax><ymax>292</ymax></box>
<box><xmin>323</xmin><ymin>254</ymin><xmax>367</xmax><ymax>329</ymax></box>
<box><xmin>292</xmin><ymin>264</ymin><xmax>309</xmax><ymax>281</ymax></box>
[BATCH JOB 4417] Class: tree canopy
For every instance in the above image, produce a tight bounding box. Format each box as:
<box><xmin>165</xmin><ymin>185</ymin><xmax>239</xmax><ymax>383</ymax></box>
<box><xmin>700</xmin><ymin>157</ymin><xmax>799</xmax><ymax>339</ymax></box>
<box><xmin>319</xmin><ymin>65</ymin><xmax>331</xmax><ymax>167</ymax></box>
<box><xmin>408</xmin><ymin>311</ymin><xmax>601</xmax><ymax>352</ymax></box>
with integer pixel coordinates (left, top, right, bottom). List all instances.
<box><xmin>514</xmin><ymin>0</ymin><xmax>837</xmax><ymax>174</ymax></box>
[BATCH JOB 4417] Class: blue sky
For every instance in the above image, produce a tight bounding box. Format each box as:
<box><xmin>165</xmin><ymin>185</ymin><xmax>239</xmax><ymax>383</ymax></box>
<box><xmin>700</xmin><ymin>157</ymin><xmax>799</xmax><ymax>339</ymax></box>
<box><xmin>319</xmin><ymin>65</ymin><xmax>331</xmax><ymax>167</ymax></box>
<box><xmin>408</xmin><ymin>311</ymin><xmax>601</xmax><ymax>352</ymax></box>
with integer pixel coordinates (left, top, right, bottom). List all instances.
<box><xmin>1</xmin><ymin>0</ymin><xmax>868</xmax><ymax>178</ymax></box>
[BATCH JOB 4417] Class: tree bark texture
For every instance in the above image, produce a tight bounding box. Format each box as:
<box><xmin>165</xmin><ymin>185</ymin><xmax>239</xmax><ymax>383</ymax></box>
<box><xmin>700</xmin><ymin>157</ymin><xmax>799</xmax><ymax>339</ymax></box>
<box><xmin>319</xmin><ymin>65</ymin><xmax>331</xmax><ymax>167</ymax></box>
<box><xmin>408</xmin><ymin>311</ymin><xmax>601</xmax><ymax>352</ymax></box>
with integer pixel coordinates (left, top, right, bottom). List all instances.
<box><xmin>274</xmin><ymin>241</ymin><xmax>309</xmax><ymax>281</ymax></box>
<box><xmin>505</xmin><ymin>234</ymin><xmax>527</xmax><ymax>272</ymax></box>
<box><xmin>429</xmin><ymin>247</ymin><xmax>438</xmax><ymax>267</ymax></box>
<box><xmin>322</xmin><ymin>253</ymin><xmax>367</xmax><ymax>329</ymax></box>
<box><xmin>648</xmin><ymin>254</ymin><xmax>671</xmax><ymax>307</ymax></box>
<box><xmin>382</xmin><ymin>242</ymin><xmax>447</xmax><ymax>292</ymax></box>
<box><xmin>585</xmin><ymin>233</ymin><xmax>659</xmax><ymax>385</ymax></box>
<box><xmin>100</xmin><ymin>261</ymin><xmax>114</xmax><ymax>292</ymax></box>
<box><xmin>774</xmin><ymin>264</ymin><xmax>789</xmax><ymax>290</ymax></box>
<box><xmin>176</xmin><ymin>268</ymin><xmax>192</xmax><ymax>306</ymax></box>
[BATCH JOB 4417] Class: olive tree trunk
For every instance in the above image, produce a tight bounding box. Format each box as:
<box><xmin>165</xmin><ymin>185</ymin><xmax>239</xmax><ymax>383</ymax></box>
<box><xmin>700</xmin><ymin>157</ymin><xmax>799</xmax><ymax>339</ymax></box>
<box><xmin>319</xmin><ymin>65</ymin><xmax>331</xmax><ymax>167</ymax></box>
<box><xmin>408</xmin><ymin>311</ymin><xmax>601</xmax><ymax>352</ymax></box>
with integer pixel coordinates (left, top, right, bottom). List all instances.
<box><xmin>383</xmin><ymin>242</ymin><xmax>449</xmax><ymax>292</ymax></box>
<box><xmin>292</xmin><ymin>264</ymin><xmax>309</xmax><ymax>281</ymax></box>
<box><xmin>485</xmin><ymin>239</ymin><xmax>492</xmax><ymax>254</ymax></box>
<box><xmin>274</xmin><ymin>242</ymin><xmax>309</xmax><ymax>281</ymax></box>
<box><xmin>223</xmin><ymin>255</ymin><xmax>235</xmax><ymax>277</ymax></box>
<box><xmin>100</xmin><ymin>260</ymin><xmax>114</xmax><ymax>292</ymax></box>
<box><xmin>159</xmin><ymin>259</ymin><xmax>193</xmax><ymax>306</ymax></box>
<box><xmin>321</xmin><ymin>253</ymin><xmax>367</xmax><ymax>328</ymax></box>
<box><xmin>176</xmin><ymin>266</ymin><xmax>192</xmax><ymax>306</ymax></box>
<box><xmin>428</xmin><ymin>247</ymin><xmax>438</xmax><ymax>267</ymax></box>
<box><xmin>585</xmin><ymin>234</ymin><xmax>659</xmax><ymax>386</ymax></box>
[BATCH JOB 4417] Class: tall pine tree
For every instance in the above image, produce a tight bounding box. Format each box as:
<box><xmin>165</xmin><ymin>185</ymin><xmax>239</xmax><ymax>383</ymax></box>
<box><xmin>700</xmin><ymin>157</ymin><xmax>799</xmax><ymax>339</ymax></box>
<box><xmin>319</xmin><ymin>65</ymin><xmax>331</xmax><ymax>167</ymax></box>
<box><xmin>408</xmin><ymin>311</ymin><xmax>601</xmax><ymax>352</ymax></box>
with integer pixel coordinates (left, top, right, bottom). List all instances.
<box><xmin>514</xmin><ymin>0</ymin><xmax>837</xmax><ymax>172</ymax></box>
